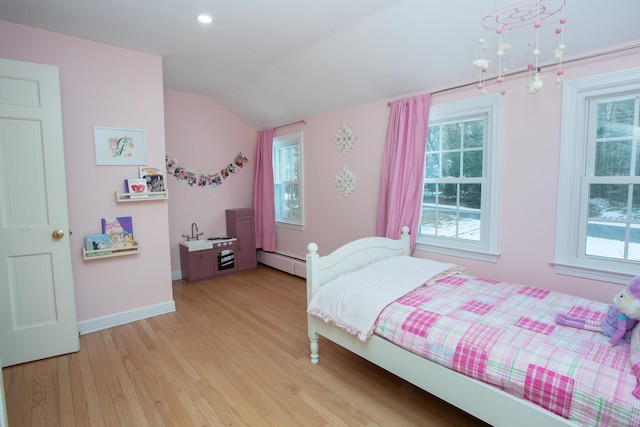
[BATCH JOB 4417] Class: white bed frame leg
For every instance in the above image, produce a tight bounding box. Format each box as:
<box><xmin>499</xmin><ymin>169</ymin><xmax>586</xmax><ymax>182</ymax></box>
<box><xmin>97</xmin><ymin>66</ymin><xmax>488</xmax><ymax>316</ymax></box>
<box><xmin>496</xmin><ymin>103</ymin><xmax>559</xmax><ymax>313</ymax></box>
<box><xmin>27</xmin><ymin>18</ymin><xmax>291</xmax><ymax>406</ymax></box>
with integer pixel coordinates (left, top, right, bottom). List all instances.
<box><xmin>307</xmin><ymin>242</ymin><xmax>321</xmax><ymax>364</ymax></box>
<box><xmin>310</xmin><ymin>336</ymin><xmax>319</xmax><ymax>364</ymax></box>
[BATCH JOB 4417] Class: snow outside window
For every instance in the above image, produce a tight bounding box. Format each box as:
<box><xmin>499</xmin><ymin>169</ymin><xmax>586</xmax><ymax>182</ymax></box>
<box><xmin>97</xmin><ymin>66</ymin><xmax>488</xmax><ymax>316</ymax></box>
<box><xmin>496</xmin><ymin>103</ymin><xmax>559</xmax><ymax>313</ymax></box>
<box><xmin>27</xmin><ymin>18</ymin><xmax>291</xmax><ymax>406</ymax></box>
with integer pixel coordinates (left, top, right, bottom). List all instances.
<box><xmin>416</xmin><ymin>95</ymin><xmax>502</xmax><ymax>262</ymax></box>
<box><xmin>554</xmin><ymin>67</ymin><xmax>640</xmax><ymax>284</ymax></box>
<box><xmin>273</xmin><ymin>132</ymin><xmax>304</xmax><ymax>228</ymax></box>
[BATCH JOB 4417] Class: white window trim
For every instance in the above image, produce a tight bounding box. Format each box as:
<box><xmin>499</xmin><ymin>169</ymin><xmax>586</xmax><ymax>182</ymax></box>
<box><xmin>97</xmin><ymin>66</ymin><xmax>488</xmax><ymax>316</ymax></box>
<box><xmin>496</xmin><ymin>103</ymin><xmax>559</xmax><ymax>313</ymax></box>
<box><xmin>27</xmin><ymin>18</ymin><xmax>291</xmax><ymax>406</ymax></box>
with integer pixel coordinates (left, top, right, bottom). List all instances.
<box><xmin>415</xmin><ymin>94</ymin><xmax>502</xmax><ymax>263</ymax></box>
<box><xmin>273</xmin><ymin>131</ymin><xmax>304</xmax><ymax>230</ymax></box>
<box><xmin>553</xmin><ymin>67</ymin><xmax>640</xmax><ymax>285</ymax></box>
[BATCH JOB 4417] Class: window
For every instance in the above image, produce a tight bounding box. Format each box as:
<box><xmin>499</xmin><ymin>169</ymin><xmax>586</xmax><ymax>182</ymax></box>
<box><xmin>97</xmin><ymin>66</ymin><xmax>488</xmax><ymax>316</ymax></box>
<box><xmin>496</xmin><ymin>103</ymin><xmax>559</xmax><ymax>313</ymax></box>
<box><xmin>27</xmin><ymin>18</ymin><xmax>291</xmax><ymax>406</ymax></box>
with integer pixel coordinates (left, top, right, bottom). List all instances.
<box><xmin>554</xmin><ymin>68</ymin><xmax>640</xmax><ymax>284</ymax></box>
<box><xmin>416</xmin><ymin>95</ymin><xmax>502</xmax><ymax>262</ymax></box>
<box><xmin>273</xmin><ymin>132</ymin><xmax>303</xmax><ymax>227</ymax></box>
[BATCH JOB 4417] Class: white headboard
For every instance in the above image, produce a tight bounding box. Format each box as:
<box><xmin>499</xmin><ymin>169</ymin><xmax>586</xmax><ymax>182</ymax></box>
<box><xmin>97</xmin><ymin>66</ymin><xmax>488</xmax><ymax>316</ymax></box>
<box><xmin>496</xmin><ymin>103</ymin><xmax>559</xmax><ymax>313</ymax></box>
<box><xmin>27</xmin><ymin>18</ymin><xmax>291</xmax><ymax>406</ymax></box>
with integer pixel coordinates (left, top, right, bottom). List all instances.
<box><xmin>305</xmin><ymin>227</ymin><xmax>410</xmax><ymax>303</ymax></box>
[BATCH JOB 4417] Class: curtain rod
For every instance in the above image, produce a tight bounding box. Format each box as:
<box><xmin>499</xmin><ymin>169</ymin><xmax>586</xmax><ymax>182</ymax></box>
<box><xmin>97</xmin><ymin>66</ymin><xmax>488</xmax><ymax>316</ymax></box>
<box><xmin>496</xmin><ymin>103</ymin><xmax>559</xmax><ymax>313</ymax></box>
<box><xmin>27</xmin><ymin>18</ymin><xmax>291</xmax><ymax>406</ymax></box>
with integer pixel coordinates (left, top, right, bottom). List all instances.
<box><xmin>387</xmin><ymin>43</ymin><xmax>640</xmax><ymax>105</ymax></box>
<box><xmin>274</xmin><ymin>119</ymin><xmax>306</xmax><ymax>130</ymax></box>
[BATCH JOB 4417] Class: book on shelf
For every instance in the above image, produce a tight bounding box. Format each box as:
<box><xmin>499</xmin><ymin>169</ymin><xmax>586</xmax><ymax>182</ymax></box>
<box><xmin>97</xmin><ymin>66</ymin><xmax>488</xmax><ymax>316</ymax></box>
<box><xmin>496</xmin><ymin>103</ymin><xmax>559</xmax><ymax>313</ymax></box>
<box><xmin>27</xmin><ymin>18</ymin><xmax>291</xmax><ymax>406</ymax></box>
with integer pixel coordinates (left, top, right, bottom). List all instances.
<box><xmin>85</xmin><ymin>234</ymin><xmax>112</xmax><ymax>256</ymax></box>
<box><xmin>125</xmin><ymin>178</ymin><xmax>148</xmax><ymax>198</ymax></box>
<box><xmin>139</xmin><ymin>165</ymin><xmax>165</xmax><ymax>192</ymax></box>
<box><xmin>101</xmin><ymin>216</ymin><xmax>135</xmax><ymax>250</ymax></box>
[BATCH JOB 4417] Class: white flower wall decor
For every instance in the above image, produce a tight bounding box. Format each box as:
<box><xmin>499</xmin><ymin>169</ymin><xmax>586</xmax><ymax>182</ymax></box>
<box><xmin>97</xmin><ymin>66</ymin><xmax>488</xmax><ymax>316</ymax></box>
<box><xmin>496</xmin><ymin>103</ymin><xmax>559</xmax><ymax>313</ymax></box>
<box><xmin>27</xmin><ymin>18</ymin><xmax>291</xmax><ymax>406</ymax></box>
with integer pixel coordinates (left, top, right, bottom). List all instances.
<box><xmin>333</xmin><ymin>123</ymin><xmax>357</xmax><ymax>155</ymax></box>
<box><xmin>335</xmin><ymin>164</ymin><xmax>358</xmax><ymax>197</ymax></box>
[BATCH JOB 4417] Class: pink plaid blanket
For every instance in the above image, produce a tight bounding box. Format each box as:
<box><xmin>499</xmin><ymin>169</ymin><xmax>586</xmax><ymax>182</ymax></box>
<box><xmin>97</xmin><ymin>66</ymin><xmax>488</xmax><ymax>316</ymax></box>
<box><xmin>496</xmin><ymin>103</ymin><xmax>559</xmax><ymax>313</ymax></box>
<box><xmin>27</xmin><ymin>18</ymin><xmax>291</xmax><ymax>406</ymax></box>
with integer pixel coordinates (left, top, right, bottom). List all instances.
<box><xmin>374</xmin><ymin>275</ymin><xmax>640</xmax><ymax>427</ymax></box>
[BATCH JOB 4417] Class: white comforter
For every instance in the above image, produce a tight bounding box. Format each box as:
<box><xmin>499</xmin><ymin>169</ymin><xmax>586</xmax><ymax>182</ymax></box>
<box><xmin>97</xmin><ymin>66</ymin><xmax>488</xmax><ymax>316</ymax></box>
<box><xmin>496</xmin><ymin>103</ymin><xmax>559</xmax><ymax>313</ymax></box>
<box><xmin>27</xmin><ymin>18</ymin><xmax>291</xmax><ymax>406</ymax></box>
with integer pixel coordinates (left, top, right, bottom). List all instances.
<box><xmin>307</xmin><ymin>255</ymin><xmax>466</xmax><ymax>342</ymax></box>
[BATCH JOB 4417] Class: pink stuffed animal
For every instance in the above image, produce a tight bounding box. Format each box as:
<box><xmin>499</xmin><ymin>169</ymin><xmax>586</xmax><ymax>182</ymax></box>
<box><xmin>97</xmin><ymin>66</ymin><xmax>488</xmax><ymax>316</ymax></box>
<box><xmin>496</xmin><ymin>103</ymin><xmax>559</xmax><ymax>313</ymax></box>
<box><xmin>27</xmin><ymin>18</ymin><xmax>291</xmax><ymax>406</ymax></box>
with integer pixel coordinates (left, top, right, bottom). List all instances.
<box><xmin>556</xmin><ymin>276</ymin><xmax>640</xmax><ymax>346</ymax></box>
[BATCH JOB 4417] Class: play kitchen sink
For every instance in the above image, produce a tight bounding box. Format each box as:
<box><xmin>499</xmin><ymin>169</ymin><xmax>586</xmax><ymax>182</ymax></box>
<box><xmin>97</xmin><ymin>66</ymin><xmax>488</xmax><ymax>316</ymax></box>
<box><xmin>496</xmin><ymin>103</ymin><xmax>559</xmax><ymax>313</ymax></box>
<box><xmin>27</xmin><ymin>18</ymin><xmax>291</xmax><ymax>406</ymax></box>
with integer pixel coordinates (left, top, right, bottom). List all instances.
<box><xmin>180</xmin><ymin>236</ymin><xmax>236</xmax><ymax>252</ymax></box>
<box><xmin>180</xmin><ymin>239</ymin><xmax>214</xmax><ymax>252</ymax></box>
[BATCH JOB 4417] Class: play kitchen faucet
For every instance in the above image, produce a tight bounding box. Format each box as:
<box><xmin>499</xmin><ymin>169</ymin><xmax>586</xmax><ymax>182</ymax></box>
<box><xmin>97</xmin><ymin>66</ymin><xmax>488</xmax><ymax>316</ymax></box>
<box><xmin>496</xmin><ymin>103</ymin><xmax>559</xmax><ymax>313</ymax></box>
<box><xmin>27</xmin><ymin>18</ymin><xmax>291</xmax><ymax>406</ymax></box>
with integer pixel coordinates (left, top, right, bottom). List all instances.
<box><xmin>182</xmin><ymin>222</ymin><xmax>204</xmax><ymax>241</ymax></box>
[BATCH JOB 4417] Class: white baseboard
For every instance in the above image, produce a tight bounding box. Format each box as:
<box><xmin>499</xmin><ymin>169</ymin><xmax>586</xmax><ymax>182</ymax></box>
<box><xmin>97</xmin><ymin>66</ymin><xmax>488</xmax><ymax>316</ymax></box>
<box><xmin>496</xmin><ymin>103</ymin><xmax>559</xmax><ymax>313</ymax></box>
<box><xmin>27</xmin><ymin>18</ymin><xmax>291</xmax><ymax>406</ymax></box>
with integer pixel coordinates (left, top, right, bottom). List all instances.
<box><xmin>171</xmin><ymin>270</ymin><xmax>182</xmax><ymax>281</ymax></box>
<box><xmin>78</xmin><ymin>300</ymin><xmax>176</xmax><ymax>335</ymax></box>
<box><xmin>258</xmin><ymin>250</ymin><xmax>306</xmax><ymax>278</ymax></box>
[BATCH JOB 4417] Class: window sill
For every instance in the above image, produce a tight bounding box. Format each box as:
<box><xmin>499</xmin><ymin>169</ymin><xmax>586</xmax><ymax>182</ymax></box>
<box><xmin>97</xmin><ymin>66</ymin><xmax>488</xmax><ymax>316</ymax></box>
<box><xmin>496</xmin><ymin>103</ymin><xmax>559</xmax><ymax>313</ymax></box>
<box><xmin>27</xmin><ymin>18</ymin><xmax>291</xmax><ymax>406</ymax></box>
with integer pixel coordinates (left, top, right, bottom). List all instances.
<box><xmin>414</xmin><ymin>242</ymin><xmax>499</xmax><ymax>263</ymax></box>
<box><xmin>551</xmin><ymin>261</ymin><xmax>635</xmax><ymax>285</ymax></box>
<box><xmin>276</xmin><ymin>221</ymin><xmax>304</xmax><ymax>231</ymax></box>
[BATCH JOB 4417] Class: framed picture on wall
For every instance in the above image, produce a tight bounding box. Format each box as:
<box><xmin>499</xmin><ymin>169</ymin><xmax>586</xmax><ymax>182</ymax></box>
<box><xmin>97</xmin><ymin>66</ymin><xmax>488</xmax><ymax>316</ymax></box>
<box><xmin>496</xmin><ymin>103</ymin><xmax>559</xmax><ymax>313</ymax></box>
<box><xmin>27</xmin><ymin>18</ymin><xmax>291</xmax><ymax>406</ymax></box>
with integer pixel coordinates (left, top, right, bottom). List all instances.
<box><xmin>94</xmin><ymin>127</ymin><xmax>147</xmax><ymax>165</ymax></box>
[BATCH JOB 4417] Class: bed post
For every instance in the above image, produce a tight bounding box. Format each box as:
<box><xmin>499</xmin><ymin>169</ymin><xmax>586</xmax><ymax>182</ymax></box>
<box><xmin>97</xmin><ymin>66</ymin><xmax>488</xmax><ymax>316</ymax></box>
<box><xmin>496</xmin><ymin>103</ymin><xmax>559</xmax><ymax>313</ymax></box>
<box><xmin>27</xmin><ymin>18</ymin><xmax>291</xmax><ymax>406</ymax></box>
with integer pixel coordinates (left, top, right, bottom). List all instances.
<box><xmin>306</xmin><ymin>242</ymin><xmax>320</xmax><ymax>364</ymax></box>
<box><xmin>400</xmin><ymin>226</ymin><xmax>410</xmax><ymax>256</ymax></box>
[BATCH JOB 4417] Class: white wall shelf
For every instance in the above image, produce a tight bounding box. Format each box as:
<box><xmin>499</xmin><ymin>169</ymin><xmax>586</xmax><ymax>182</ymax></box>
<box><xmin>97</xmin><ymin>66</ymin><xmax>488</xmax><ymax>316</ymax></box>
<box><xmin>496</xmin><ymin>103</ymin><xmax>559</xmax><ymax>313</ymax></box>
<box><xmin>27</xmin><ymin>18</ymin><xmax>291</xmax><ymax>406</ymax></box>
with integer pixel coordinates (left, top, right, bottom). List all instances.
<box><xmin>83</xmin><ymin>244</ymin><xmax>140</xmax><ymax>260</ymax></box>
<box><xmin>115</xmin><ymin>190</ymin><xmax>168</xmax><ymax>203</ymax></box>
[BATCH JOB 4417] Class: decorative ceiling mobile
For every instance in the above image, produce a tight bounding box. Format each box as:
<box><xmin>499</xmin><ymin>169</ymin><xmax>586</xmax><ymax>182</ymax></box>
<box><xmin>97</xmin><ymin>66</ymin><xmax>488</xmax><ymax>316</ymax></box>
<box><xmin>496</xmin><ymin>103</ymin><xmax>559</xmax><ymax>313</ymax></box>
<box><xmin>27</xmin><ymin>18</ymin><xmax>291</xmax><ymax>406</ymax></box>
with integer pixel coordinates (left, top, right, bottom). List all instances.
<box><xmin>475</xmin><ymin>0</ymin><xmax>567</xmax><ymax>96</ymax></box>
<box><xmin>333</xmin><ymin>123</ymin><xmax>357</xmax><ymax>155</ymax></box>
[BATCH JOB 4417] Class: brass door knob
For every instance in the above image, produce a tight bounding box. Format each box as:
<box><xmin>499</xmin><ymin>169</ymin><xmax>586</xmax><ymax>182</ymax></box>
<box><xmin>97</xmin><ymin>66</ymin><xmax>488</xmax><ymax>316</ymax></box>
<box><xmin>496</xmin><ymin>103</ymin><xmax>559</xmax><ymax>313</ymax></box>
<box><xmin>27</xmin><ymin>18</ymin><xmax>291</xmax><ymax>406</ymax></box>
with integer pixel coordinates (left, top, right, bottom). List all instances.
<box><xmin>52</xmin><ymin>229</ymin><xmax>65</xmax><ymax>240</ymax></box>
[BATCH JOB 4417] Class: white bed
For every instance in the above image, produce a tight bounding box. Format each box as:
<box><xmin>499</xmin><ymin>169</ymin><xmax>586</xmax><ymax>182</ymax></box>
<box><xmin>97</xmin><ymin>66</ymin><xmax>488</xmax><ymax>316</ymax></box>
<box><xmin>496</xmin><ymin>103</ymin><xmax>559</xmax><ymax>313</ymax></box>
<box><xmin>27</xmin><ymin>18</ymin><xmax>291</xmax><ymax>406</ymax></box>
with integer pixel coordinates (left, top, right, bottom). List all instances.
<box><xmin>305</xmin><ymin>227</ymin><xmax>630</xmax><ymax>427</ymax></box>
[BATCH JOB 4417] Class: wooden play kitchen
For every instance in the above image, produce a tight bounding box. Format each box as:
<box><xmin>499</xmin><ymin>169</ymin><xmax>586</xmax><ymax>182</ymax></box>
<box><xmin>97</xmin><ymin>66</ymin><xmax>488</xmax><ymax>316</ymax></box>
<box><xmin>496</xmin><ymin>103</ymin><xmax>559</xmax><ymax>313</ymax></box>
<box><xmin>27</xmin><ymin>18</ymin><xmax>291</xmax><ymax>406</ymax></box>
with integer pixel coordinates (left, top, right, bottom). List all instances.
<box><xmin>179</xmin><ymin>209</ymin><xmax>256</xmax><ymax>282</ymax></box>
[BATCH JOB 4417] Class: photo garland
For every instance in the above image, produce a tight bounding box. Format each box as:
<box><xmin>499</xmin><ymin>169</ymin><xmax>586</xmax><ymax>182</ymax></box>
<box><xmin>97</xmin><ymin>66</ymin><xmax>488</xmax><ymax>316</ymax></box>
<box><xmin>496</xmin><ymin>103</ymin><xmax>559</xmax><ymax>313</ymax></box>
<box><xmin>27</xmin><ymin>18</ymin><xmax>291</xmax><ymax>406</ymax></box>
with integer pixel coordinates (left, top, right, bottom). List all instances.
<box><xmin>165</xmin><ymin>152</ymin><xmax>249</xmax><ymax>188</ymax></box>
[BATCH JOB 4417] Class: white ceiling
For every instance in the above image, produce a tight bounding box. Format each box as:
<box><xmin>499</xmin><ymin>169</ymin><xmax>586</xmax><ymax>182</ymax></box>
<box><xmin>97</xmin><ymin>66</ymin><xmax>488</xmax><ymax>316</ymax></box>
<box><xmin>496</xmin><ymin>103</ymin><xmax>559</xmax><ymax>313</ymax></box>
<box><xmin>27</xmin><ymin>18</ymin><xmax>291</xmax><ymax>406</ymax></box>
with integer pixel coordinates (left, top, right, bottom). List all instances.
<box><xmin>1</xmin><ymin>0</ymin><xmax>639</xmax><ymax>129</ymax></box>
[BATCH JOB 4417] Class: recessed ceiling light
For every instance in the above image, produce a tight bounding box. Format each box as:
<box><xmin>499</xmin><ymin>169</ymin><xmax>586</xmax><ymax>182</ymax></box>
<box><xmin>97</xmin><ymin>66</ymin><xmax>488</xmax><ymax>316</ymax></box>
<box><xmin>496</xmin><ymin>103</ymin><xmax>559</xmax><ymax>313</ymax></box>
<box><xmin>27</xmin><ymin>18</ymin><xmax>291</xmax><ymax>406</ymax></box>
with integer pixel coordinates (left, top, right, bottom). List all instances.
<box><xmin>197</xmin><ymin>14</ymin><xmax>213</xmax><ymax>24</ymax></box>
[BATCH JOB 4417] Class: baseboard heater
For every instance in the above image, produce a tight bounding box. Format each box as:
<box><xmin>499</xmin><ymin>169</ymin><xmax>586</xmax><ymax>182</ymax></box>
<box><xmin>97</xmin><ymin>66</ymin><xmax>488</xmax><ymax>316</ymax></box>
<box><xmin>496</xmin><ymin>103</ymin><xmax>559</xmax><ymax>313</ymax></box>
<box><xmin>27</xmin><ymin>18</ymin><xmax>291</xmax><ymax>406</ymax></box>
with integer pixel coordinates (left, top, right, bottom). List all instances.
<box><xmin>257</xmin><ymin>250</ymin><xmax>306</xmax><ymax>278</ymax></box>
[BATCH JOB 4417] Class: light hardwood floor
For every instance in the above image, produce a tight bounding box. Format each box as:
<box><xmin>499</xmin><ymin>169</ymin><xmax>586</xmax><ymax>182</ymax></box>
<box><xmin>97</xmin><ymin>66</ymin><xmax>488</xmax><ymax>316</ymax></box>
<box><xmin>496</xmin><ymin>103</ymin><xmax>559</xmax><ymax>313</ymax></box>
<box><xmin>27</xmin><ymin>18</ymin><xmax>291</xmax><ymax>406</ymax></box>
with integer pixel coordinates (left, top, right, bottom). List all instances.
<box><xmin>3</xmin><ymin>264</ymin><xmax>489</xmax><ymax>426</ymax></box>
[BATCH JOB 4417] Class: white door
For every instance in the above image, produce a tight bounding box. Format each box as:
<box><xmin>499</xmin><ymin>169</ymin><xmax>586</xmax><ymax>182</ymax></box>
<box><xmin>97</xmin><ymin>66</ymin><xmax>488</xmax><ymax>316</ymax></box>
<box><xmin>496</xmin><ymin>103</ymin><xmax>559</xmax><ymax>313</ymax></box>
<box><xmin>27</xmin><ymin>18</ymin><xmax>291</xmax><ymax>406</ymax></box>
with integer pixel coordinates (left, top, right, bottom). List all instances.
<box><xmin>0</xmin><ymin>355</ymin><xmax>7</xmax><ymax>427</ymax></box>
<box><xmin>0</xmin><ymin>58</ymin><xmax>79</xmax><ymax>367</ymax></box>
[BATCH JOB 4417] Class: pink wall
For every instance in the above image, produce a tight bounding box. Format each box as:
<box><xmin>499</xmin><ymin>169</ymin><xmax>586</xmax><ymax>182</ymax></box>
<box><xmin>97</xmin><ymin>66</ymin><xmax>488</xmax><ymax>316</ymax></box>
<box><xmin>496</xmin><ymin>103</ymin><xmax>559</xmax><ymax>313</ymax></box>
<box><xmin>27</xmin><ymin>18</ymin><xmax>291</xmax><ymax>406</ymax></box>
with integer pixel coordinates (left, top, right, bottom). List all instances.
<box><xmin>275</xmin><ymin>44</ymin><xmax>640</xmax><ymax>304</ymax></box>
<box><xmin>273</xmin><ymin>105</ymin><xmax>390</xmax><ymax>259</ymax></box>
<box><xmin>5</xmin><ymin>14</ymin><xmax>636</xmax><ymax>321</ymax></box>
<box><xmin>0</xmin><ymin>20</ymin><xmax>173</xmax><ymax>321</ymax></box>
<box><xmin>163</xmin><ymin>90</ymin><xmax>256</xmax><ymax>274</ymax></box>
<box><xmin>419</xmin><ymin>46</ymin><xmax>640</xmax><ymax>303</ymax></box>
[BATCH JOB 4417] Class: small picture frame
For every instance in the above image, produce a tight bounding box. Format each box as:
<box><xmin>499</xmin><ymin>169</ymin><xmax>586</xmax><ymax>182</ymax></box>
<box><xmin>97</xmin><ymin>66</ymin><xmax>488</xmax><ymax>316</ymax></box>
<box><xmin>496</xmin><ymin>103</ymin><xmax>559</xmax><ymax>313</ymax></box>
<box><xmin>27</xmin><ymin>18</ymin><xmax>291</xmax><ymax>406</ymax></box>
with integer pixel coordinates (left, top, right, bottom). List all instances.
<box><xmin>125</xmin><ymin>178</ymin><xmax>148</xmax><ymax>198</ymax></box>
<box><xmin>94</xmin><ymin>127</ymin><xmax>147</xmax><ymax>165</ymax></box>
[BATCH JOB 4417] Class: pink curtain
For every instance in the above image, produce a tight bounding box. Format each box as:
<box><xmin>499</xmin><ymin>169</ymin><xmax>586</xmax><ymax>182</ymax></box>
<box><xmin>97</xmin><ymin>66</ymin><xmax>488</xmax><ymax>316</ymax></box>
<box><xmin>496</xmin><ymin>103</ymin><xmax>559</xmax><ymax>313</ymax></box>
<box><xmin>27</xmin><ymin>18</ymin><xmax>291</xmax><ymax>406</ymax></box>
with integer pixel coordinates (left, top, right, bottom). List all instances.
<box><xmin>253</xmin><ymin>128</ymin><xmax>276</xmax><ymax>252</ymax></box>
<box><xmin>376</xmin><ymin>93</ymin><xmax>431</xmax><ymax>251</ymax></box>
